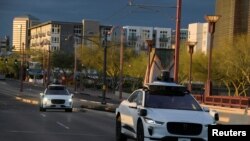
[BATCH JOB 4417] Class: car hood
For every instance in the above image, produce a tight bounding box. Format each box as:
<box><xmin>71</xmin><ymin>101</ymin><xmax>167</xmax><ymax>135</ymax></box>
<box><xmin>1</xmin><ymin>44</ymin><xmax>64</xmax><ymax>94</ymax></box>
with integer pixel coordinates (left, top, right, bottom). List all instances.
<box><xmin>146</xmin><ymin>108</ymin><xmax>214</xmax><ymax>124</ymax></box>
<box><xmin>43</xmin><ymin>95</ymin><xmax>71</xmax><ymax>99</ymax></box>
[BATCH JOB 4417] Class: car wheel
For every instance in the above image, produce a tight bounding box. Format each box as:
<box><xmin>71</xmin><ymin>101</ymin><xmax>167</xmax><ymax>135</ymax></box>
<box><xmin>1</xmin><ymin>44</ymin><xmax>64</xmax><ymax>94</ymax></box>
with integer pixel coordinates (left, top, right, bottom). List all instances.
<box><xmin>39</xmin><ymin>107</ymin><xmax>46</xmax><ymax>112</ymax></box>
<box><xmin>116</xmin><ymin>115</ymin><xmax>127</xmax><ymax>141</ymax></box>
<box><xmin>137</xmin><ymin>120</ymin><xmax>144</xmax><ymax>141</ymax></box>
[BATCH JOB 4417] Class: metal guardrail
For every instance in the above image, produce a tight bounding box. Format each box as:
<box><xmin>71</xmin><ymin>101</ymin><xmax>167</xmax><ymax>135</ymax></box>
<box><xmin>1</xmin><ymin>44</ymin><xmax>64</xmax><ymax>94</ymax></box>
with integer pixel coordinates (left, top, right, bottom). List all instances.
<box><xmin>192</xmin><ymin>95</ymin><xmax>250</xmax><ymax>109</ymax></box>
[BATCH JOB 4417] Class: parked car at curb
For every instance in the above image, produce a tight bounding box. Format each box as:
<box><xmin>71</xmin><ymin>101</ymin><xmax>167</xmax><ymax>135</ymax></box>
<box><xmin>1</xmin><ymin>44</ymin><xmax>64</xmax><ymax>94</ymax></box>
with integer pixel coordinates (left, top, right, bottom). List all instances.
<box><xmin>115</xmin><ymin>81</ymin><xmax>219</xmax><ymax>141</ymax></box>
<box><xmin>39</xmin><ymin>84</ymin><xmax>73</xmax><ymax>112</ymax></box>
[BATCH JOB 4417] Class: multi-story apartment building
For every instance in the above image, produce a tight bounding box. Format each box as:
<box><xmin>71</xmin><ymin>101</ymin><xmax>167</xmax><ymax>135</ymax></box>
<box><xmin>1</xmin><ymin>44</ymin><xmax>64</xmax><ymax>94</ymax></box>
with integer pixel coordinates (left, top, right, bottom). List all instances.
<box><xmin>214</xmin><ymin>0</ymin><xmax>250</xmax><ymax>47</ymax></box>
<box><xmin>29</xmin><ymin>21</ymin><xmax>82</xmax><ymax>53</ymax></box>
<box><xmin>153</xmin><ymin>27</ymin><xmax>172</xmax><ymax>49</ymax></box>
<box><xmin>123</xmin><ymin>26</ymin><xmax>153</xmax><ymax>52</ymax></box>
<box><xmin>188</xmin><ymin>23</ymin><xmax>210</xmax><ymax>54</ymax></box>
<box><xmin>12</xmin><ymin>15</ymin><xmax>40</xmax><ymax>52</ymax></box>
<box><xmin>0</xmin><ymin>36</ymin><xmax>10</xmax><ymax>56</ymax></box>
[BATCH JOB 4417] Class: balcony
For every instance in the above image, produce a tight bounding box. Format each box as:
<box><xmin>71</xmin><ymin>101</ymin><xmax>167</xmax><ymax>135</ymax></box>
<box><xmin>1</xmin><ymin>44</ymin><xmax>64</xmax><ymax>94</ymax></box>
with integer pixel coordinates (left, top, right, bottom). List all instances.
<box><xmin>159</xmin><ymin>37</ymin><xmax>169</xmax><ymax>42</ymax></box>
<box><xmin>128</xmin><ymin>36</ymin><xmax>137</xmax><ymax>41</ymax></box>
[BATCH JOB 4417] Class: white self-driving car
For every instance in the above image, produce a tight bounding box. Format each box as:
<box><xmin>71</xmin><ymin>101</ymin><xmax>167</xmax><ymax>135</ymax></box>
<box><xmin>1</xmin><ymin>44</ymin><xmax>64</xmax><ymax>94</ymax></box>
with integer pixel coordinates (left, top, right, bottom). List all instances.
<box><xmin>115</xmin><ymin>81</ymin><xmax>219</xmax><ymax>141</ymax></box>
<box><xmin>40</xmin><ymin>84</ymin><xmax>73</xmax><ymax>112</ymax></box>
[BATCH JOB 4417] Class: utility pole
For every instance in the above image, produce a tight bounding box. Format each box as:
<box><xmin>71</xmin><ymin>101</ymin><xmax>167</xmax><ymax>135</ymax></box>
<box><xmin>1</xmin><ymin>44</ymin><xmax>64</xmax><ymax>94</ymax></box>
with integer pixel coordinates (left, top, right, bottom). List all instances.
<box><xmin>174</xmin><ymin>0</ymin><xmax>182</xmax><ymax>83</ymax></box>
<box><xmin>102</xmin><ymin>31</ymin><xmax>107</xmax><ymax>105</ymax></box>
<box><xmin>20</xmin><ymin>42</ymin><xmax>24</xmax><ymax>92</ymax></box>
<box><xmin>46</xmin><ymin>42</ymin><xmax>51</xmax><ymax>87</ymax></box>
<box><xmin>119</xmin><ymin>28</ymin><xmax>124</xmax><ymax>100</ymax></box>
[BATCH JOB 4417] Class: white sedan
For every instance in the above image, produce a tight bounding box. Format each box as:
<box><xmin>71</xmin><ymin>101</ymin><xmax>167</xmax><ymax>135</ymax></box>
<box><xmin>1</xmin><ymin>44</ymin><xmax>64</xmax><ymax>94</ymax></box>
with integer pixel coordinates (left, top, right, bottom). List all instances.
<box><xmin>40</xmin><ymin>84</ymin><xmax>73</xmax><ymax>112</ymax></box>
<box><xmin>115</xmin><ymin>81</ymin><xmax>219</xmax><ymax>141</ymax></box>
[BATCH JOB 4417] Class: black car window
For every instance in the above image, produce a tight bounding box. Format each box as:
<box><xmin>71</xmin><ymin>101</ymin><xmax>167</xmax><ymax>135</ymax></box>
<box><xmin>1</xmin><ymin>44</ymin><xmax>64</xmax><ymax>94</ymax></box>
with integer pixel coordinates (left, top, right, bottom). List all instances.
<box><xmin>128</xmin><ymin>91</ymin><xmax>138</xmax><ymax>103</ymax></box>
<box><xmin>137</xmin><ymin>91</ymin><xmax>143</xmax><ymax>105</ymax></box>
<box><xmin>45</xmin><ymin>86</ymin><xmax>69</xmax><ymax>95</ymax></box>
<box><xmin>145</xmin><ymin>86</ymin><xmax>202</xmax><ymax>111</ymax></box>
<box><xmin>128</xmin><ymin>91</ymin><xmax>143</xmax><ymax>105</ymax></box>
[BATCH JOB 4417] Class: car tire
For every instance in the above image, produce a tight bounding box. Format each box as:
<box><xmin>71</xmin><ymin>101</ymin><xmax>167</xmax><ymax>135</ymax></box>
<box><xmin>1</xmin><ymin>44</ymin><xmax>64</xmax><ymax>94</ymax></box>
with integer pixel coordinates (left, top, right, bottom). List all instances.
<box><xmin>137</xmin><ymin>120</ymin><xmax>144</xmax><ymax>141</ymax></box>
<box><xmin>116</xmin><ymin>115</ymin><xmax>127</xmax><ymax>141</ymax></box>
<box><xmin>40</xmin><ymin>107</ymin><xmax>46</xmax><ymax>112</ymax></box>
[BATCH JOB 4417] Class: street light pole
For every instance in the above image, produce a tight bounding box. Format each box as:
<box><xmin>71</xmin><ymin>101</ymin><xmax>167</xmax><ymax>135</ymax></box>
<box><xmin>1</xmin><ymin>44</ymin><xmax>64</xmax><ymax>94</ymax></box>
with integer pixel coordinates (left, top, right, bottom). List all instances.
<box><xmin>20</xmin><ymin>42</ymin><xmax>24</xmax><ymax>92</ymax></box>
<box><xmin>108</xmin><ymin>26</ymin><xmax>125</xmax><ymax>100</ymax></box>
<box><xmin>174</xmin><ymin>0</ymin><xmax>182</xmax><ymax>83</ymax></box>
<box><xmin>186</xmin><ymin>41</ymin><xmax>197</xmax><ymax>92</ymax></box>
<box><xmin>102</xmin><ymin>31</ymin><xmax>108</xmax><ymax>105</ymax></box>
<box><xmin>46</xmin><ymin>42</ymin><xmax>51</xmax><ymax>87</ymax></box>
<box><xmin>119</xmin><ymin>28</ymin><xmax>124</xmax><ymax>100</ymax></box>
<box><xmin>18</xmin><ymin>24</ymin><xmax>23</xmax><ymax>93</ymax></box>
<box><xmin>73</xmin><ymin>37</ymin><xmax>77</xmax><ymax>92</ymax></box>
<box><xmin>204</xmin><ymin>15</ymin><xmax>221</xmax><ymax>97</ymax></box>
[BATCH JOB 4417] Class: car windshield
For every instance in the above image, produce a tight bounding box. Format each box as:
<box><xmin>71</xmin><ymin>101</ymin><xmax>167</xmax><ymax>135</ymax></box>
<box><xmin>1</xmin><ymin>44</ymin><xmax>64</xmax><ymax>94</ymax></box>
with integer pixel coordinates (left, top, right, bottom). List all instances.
<box><xmin>45</xmin><ymin>86</ymin><xmax>69</xmax><ymax>95</ymax></box>
<box><xmin>145</xmin><ymin>86</ymin><xmax>202</xmax><ymax>111</ymax></box>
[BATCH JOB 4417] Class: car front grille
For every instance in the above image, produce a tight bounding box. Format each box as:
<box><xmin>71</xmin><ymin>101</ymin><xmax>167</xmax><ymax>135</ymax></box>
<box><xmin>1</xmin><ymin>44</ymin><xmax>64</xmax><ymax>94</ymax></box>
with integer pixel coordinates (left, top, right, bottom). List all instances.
<box><xmin>159</xmin><ymin>136</ymin><xmax>205</xmax><ymax>141</ymax></box>
<box><xmin>167</xmin><ymin>122</ymin><xmax>202</xmax><ymax>136</ymax></box>
<box><xmin>51</xmin><ymin>99</ymin><xmax>65</xmax><ymax>104</ymax></box>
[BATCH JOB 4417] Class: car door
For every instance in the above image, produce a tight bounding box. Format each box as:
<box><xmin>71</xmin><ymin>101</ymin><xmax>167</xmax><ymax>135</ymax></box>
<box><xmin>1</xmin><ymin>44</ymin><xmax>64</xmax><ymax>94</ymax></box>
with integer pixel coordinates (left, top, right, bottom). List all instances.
<box><xmin>127</xmin><ymin>90</ymin><xmax>143</xmax><ymax>133</ymax></box>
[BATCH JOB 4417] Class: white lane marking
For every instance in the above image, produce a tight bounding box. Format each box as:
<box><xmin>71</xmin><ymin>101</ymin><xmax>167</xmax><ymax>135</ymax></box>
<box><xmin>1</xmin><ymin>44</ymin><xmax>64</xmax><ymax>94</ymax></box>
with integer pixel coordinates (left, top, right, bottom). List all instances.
<box><xmin>8</xmin><ymin>130</ymin><xmax>109</xmax><ymax>136</ymax></box>
<box><xmin>56</xmin><ymin>121</ymin><xmax>70</xmax><ymax>129</ymax></box>
<box><xmin>40</xmin><ymin>113</ymin><xmax>46</xmax><ymax>118</ymax></box>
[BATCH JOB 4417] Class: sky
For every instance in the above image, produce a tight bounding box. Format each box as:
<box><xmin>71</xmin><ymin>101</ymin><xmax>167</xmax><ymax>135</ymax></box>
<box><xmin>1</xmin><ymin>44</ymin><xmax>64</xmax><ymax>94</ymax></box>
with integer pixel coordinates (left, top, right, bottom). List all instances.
<box><xmin>0</xmin><ymin>0</ymin><xmax>215</xmax><ymax>38</ymax></box>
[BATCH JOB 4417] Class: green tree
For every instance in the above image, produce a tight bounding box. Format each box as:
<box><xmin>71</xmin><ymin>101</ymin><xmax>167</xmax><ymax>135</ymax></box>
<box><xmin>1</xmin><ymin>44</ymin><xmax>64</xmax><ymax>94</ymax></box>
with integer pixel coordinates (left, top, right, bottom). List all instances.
<box><xmin>213</xmin><ymin>35</ymin><xmax>250</xmax><ymax>96</ymax></box>
<box><xmin>51</xmin><ymin>51</ymin><xmax>74</xmax><ymax>84</ymax></box>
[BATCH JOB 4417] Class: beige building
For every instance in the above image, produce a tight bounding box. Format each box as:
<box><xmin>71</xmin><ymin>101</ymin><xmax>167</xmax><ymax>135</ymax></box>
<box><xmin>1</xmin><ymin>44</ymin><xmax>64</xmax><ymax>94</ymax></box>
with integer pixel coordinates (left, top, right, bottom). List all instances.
<box><xmin>214</xmin><ymin>0</ymin><xmax>250</xmax><ymax>47</ymax></box>
<box><xmin>188</xmin><ymin>23</ymin><xmax>210</xmax><ymax>54</ymax></box>
<box><xmin>30</xmin><ymin>21</ymin><xmax>82</xmax><ymax>53</ymax></box>
<box><xmin>12</xmin><ymin>15</ymin><xmax>40</xmax><ymax>52</ymax></box>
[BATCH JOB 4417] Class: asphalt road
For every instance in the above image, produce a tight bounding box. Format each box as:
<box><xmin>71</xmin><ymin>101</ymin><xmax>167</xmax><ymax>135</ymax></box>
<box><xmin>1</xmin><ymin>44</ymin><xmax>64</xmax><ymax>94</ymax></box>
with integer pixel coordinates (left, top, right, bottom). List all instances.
<box><xmin>0</xmin><ymin>80</ymin><xmax>117</xmax><ymax>141</ymax></box>
<box><xmin>0</xmin><ymin>80</ymin><xmax>137</xmax><ymax>141</ymax></box>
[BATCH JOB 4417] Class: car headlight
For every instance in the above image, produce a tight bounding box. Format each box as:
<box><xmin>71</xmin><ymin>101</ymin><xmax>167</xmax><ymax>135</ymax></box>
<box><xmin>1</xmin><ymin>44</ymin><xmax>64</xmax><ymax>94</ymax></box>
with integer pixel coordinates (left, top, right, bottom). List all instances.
<box><xmin>43</xmin><ymin>97</ymin><xmax>48</xmax><ymax>103</ymax></box>
<box><xmin>68</xmin><ymin>98</ymin><xmax>73</xmax><ymax>102</ymax></box>
<box><xmin>144</xmin><ymin>118</ymin><xmax>164</xmax><ymax>125</ymax></box>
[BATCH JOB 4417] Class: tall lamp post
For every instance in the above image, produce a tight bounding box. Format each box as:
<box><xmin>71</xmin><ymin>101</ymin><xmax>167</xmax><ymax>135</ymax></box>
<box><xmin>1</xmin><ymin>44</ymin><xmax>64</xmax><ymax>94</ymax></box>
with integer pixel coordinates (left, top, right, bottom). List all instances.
<box><xmin>46</xmin><ymin>41</ymin><xmax>51</xmax><ymax>87</ymax></box>
<box><xmin>204</xmin><ymin>15</ymin><xmax>220</xmax><ymax>97</ymax></box>
<box><xmin>17</xmin><ymin>24</ymin><xmax>24</xmax><ymax>93</ymax></box>
<box><xmin>65</xmin><ymin>35</ymin><xmax>79</xmax><ymax>92</ymax></box>
<box><xmin>186</xmin><ymin>41</ymin><xmax>197</xmax><ymax>92</ymax></box>
<box><xmin>20</xmin><ymin>42</ymin><xmax>24</xmax><ymax>92</ymax></box>
<box><xmin>174</xmin><ymin>0</ymin><xmax>182</xmax><ymax>83</ymax></box>
<box><xmin>101</xmin><ymin>31</ymin><xmax>108</xmax><ymax>105</ymax></box>
<box><xmin>109</xmin><ymin>26</ymin><xmax>125</xmax><ymax>100</ymax></box>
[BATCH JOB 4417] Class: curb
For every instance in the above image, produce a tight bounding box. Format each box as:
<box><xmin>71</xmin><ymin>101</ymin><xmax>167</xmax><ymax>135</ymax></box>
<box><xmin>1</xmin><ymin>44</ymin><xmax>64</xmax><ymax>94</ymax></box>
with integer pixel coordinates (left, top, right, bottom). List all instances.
<box><xmin>15</xmin><ymin>95</ymin><xmax>117</xmax><ymax>113</ymax></box>
<box><xmin>80</xmin><ymin>99</ymin><xmax>117</xmax><ymax>113</ymax></box>
<box><xmin>15</xmin><ymin>96</ymin><xmax>39</xmax><ymax>105</ymax></box>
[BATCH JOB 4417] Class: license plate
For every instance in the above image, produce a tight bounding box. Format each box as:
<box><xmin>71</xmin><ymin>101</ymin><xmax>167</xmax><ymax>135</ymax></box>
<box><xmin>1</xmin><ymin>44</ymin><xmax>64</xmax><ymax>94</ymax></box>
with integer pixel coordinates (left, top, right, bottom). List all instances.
<box><xmin>178</xmin><ymin>138</ymin><xmax>190</xmax><ymax>141</ymax></box>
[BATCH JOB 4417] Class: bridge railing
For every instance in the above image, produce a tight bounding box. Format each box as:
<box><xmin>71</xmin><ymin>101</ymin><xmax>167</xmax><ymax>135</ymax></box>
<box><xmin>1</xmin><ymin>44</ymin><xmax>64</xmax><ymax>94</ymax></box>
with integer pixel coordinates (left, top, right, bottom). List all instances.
<box><xmin>192</xmin><ymin>95</ymin><xmax>250</xmax><ymax>109</ymax></box>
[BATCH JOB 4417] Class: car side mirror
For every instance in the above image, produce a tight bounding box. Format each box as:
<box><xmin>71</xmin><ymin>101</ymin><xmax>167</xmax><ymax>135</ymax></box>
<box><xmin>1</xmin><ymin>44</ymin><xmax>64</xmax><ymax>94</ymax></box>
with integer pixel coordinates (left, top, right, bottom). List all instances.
<box><xmin>138</xmin><ymin>109</ymin><xmax>147</xmax><ymax>116</ymax></box>
<box><xmin>203</xmin><ymin>107</ymin><xmax>210</xmax><ymax>112</ymax></box>
<box><xmin>214</xmin><ymin>113</ymin><xmax>219</xmax><ymax>121</ymax></box>
<box><xmin>40</xmin><ymin>93</ymin><xmax>44</xmax><ymax>96</ymax></box>
<box><xmin>209</xmin><ymin>110</ymin><xmax>219</xmax><ymax>121</ymax></box>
